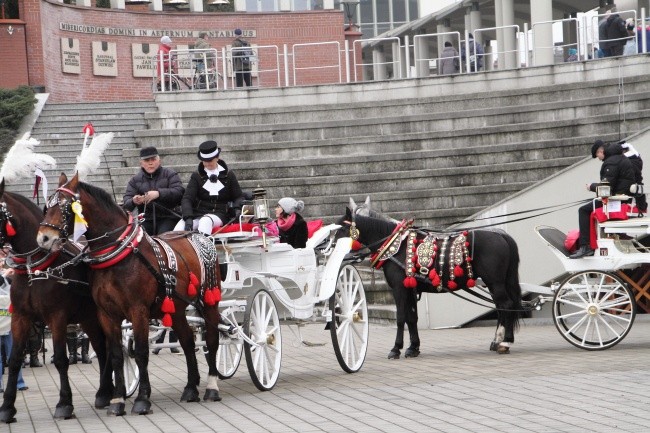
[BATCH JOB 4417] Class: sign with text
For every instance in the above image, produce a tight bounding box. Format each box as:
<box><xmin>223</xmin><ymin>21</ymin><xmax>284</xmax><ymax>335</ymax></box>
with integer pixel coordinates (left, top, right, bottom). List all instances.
<box><xmin>92</xmin><ymin>41</ymin><xmax>118</xmax><ymax>76</ymax></box>
<box><xmin>60</xmin><ymin>23</ymin><xmax>256</xmax><ymax>39</ymax></box>
<box><xmin>61</xmin><ymin>38</ymin><xmax>81</xmax><ymax>74</ymax></box>
<box><xmin>132</xmin><ymin>43</ymin><xmax>156</xmax><ymax>77</ymax></box>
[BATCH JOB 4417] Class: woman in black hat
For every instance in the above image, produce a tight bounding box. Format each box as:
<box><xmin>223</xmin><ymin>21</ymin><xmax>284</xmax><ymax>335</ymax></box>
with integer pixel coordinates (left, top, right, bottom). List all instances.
<box><xmin>174</xmin><ymin>140</ymin><xmax>243</xmax><ymax>235</ymax></box>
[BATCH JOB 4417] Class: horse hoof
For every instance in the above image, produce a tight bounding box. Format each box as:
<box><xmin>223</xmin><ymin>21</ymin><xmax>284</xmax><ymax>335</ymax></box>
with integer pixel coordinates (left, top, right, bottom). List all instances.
<box><xmin>405</xmin><ymin>348</ymin><xmax>420</xmax><ymax>358</ymax></box>
<box><xmin>180</xmin><ymin>387</ymin><xmax>200</xmax><ymax>402</ymax></box>
<box><xmin>107</xmin><ymin>402</ymin><xmax>126</xmax><ymax>416</ymax></box>
<box><xmin>0</xmin><ymin>407</ymin><xmax>17</xmax><ymax>424</ymax></box>
<box><xmin>203</xmin><ymin>389</ymin><xmax>222</xmax><ymax>402</ymax></box>
<box><xmin>131</xmin><ymin>399</ymin><xmax>152</xmax><ymax>415</ymax></box>
<box><xmin>496</xmin><ymin>345</ymin><xmax>510</xmax><ymax>355</ymax></box>
<box><xmin>489</xmin><ymin>341</ymin><xmax>498</xmax><ymax>351</ymax></box>
<box><xmin>53</xmin><ymin>404</ymin><xmax>75</xmax><ymax>419</ymax></box>
<box><xmin>94</xmin><ymin>394</ymin><xmax>111</xmax><ymax>409</ymax></box>
<box><xmin>387</xmin><ymin>350</ymin><xmax>401</xmax><ymax>359</ymax></box>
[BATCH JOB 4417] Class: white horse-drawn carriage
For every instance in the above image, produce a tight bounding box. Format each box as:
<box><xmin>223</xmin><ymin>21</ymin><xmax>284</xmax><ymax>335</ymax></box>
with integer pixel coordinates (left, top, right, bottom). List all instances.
<box><xmin>121</xmin><ymin>198</ymin><xmax>369</xmax><ymax>395</ymax></box>
<box><xmin>534</xmin><ymin>194</ymin><xmax>650</xmax><ymax>350</ymax></box>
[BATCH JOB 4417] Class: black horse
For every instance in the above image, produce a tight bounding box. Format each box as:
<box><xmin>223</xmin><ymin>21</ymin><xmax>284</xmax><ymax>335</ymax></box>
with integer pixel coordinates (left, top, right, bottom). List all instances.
<box><xmin>339</xmin><ymin>207</ymin><xmax>522</xmax><ymax>358</ymax></box>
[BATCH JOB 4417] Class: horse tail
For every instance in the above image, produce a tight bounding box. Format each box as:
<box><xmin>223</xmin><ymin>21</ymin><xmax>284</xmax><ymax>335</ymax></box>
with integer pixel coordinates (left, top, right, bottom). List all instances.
<box><xmin>500</xmin><ymin>232</ymin><xmax>522</xmax><ymax>329</ymax></box>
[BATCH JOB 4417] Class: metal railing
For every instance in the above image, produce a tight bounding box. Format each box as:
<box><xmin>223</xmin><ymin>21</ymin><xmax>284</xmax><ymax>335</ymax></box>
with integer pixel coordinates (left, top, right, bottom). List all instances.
<box><xmin>412</xmin><ymin>31</ymin><xmax>462</xmax><ymax>78</ymax></box>
<box><xmin>353</xmin><ymin>37</ymin><xmax>402</xmax><ymax>82</ymax></box>
<box><xmin>292</xmin><ymin>41</ymin><xmax>342</xmax><ymax>86</ymax></box>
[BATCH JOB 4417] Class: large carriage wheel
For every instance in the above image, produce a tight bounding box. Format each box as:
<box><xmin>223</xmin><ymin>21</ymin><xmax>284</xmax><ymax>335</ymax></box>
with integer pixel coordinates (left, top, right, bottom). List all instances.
<box><xmin>329</xmin><ymin>264</ymin><xmax>369</xmax><ymax>373</ymax></box>
<box><xmin>216</xmin><ymin>338</ymin><xmax>243</xmax><ymax>379</ymax></box>
<box><xmin>119</xmin><ymin>323</ymin><xmax>140</xmax><ymax>398</ymax></box>
<box><xmin>243</xmin><ymin>289</ymin><xmax>282</xmax><ymax>391</ymax></box>
<box><xmin>553</xmin><ymin>271</ymin><xmax>636</xmax><ymax>350</ymax></box>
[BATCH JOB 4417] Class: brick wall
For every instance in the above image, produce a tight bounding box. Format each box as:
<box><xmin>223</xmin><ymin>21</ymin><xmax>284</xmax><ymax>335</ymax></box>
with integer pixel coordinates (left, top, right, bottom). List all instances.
<box><xmin>17</xmin><ymin>0</ymin><xmax>345</xmax><ymax>102</ymax></box>
<box><xmin>0</xmin><ymin>21</ymin><xmax>29</xmax><ymax>89</ymax></box>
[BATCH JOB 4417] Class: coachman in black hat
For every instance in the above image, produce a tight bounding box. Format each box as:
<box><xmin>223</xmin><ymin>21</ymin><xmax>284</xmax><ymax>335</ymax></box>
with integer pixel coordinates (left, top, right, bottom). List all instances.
<box><xmin>174</xmin><ymin>140</ymin><xmax>243</xmax><ymax>235</ymax></box>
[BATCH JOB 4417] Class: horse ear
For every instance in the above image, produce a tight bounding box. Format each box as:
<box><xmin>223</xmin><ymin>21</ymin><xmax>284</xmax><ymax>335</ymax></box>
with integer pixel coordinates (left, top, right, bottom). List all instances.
<box><xmin>364</xmin><ymin>196</ymin><xmax>371</xmax><ymax>206</ymax></box>
<box><xmin>68</xmin><ymin>172</ymin><xmax>80</xmax><ymax>191</ymax></box>
<box><xmin>58</xmin><ymin>172</ymin><xmax>68</xmax><ymax>186</ymax></box>
<box><xmin>345</xmin><ymin>206</ymin><xmax>352</xmax><ymax>220</ymax></box>
<box><xmin>349</xmin><ymin>197</ymin><xmax>357</xmax><ymax>211</ymax></box>
<box><xmin>0</xmin><ymin>178</ymin><xmax>5</xmax><ymax>197</ymax></box>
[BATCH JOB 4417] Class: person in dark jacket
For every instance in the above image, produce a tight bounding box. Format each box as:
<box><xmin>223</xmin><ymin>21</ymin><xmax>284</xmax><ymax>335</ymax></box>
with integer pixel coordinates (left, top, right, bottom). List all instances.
<box><xmin>571</xmin><ymin>140</ymin><xmax>636</xmax><ymax>258</ymax></box>
<box><xmin>619</xmin><ymin>140</ymin><xmax>647</xmax><ymax>213</ymax></box>
<box><xmin>605</xmin><ymin>11</ymin><xmax>629</xmax><ymax>57</ymax></box>
<box><xmin>438</xmin><ymin>41</ymin><xmax>459</xmax><ymax>75</ymax></box>
<box><xmin>174</xmin><ymin>140</ymin><xmax>243</xmax><ymax>235</ymax></box>
<box><xmin>274</xmin><ymin>197</ymin><xmax>308</xmax><ymax>249</ymax></box>
<box><xmin>123</xmin><ymin>146</ymin><xmax>184</xmax><ymax>235</ymax></box>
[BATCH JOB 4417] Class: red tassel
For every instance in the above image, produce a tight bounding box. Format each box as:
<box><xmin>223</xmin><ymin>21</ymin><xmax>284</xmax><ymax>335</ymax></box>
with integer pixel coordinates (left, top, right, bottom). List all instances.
<box><xmin>448</xmin><ymin>280</ymin><xmax>458</xmax><ymax>290</ymax></box>
<box><xmin>5</xmin><ymin>221</ymin><xmax>16</xmax><ymax>237</ymax></box>
<box><xmin>8</xmin><ymin>303</ymin><xmax>13</xmax><ymax>314</ymax></box>
<box><xmin>429</xmin><ymin>269</ymin><xmax>441</xmax><ymax>286</ymax></box>
<box><xmin>161</xmin><ymin>296</ymin><xmax>175</xmax><ymax>314</ymax></box>
<box><xmin>403</xmin><ymin>276</ymin><xmax>417</xmax><ymax>288</ymax></box>
<box><xmin>187</xmin><ymin>282</ymin><xmax>197</xmax><ymax>297</ymax></box>
<box><xmin>453</xmin><ymin>265</ymin><xmax>464</xmax><ymax>278</ymax></box>
<box><xmin>466</xmin><ymin>256</ymin><xmax>472</xmax><ymax>262</ymax></box>
<box><xmin>204</xmin><ymin>289</ymin><xmax>216</xmax><ymax>306</ymax></box>
<box><xmin>351</xmin><ymin>240</ymin><xmax>363</xmax><ymax>251</ymax></box>
<box><xmin>467</xmin><ymin>278</ymin><xmax>476</xmax><ymax>288</ymax></box>
<box><xmin>162</xmin><ymin>313</ymin><xmax>172</xmax><ymax>327</ymax></box>
<box><xmin>189</xmin><ymin>272</ymin><xmax>199</xmax><ymax>286</ymax></box>
<box><xmin>212</xmin><ymin>287</ymin><xmax>222</xmax><ymax>302</ymax></box>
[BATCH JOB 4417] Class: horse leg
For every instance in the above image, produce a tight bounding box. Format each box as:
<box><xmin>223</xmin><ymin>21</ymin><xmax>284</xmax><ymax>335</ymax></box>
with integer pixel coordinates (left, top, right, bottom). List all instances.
<box><xmin>404</xmin><ymin>290</ymin><xmax>420</xmax><ymax>358</ymax></box>
<box><xmin>490</xmin><ymin>287</ymin><xmax>512</xmax><ymax>354</ymax></box>
<box><xmin>49</xmin><ymin>315</ymin><xmax>76</xmax><ymax>419</ymax></box>
<box><xmin>101</xmin><ymin>314</ymin><xmax>127</xmax><ymax>416</ymax></box>
<box><xmin>201</xmin><ymin>305</ymin><xmax>222</xmax><ymax>402</ymax></box>
<box><xmin>80</xmin><ymin>319</ymin><xmax>113</xmax><ymax>409</ymax></box>
<box><xmin>130</xmin><ymin>311</ymin><xmax>153</xmax><ymax>415</ymax></box>
<box><xmin>172</xmin><ymin>314</ymin><xmax>200</xmax><ymax>403</ymax></box>
<box><xmin>388</xmin><ymin>321</ymin><xmax>404</xmax><ymax>359</ymax></box>
<box><xmin>0</xmin><ymin>314</ymin><xmax>31</xmax><ymax>423</ymax></box>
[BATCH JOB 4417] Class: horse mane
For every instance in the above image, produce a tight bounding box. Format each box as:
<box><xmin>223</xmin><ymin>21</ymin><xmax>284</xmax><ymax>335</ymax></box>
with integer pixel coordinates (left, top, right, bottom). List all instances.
<box><xmin>78</xmin><ymin>182</ymin><xmax>124</xmax><ymax>216</ymax></box>
<box><xmin>5</xmin><ymin>191</ymin><xmax>43</xmax><ymax>220</ymax></box>
<box><xmin>354</xmin><ymin>214</ymin><xmax>397</xmax><ymax>238</ymax></box>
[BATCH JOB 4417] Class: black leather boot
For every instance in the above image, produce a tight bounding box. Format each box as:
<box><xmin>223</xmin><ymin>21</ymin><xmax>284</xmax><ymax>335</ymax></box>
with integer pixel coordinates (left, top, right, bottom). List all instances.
<box><xmin>67</xmin><ymin>336</ymin><xmax>78</xmax><ymax>364</ymax></box>
<box><xmin>81</xmin><ymin>337</ymin><xmax>92</xmax><ymax>364</ymax></box>
<box><xmin>569</xmin><ymin>245</ymin><xmax>594</xmax><ymax>259</ymax></box>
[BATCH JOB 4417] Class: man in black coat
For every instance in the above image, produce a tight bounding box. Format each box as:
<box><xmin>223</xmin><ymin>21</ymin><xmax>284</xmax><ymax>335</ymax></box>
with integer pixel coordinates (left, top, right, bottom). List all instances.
<box><xmin>571</xmin><ymin>141</ymin><xmax>636</xmax><ymax>258</ymax></box>
<box><xmin>123</xmin><ymin>146</ymin><xmax>185</xmax><ymax>235</ymax></box>
<box><xmin>605</xmin><ymin>11</ymin><xmax>628</xmax><ymax>57</ymax></box>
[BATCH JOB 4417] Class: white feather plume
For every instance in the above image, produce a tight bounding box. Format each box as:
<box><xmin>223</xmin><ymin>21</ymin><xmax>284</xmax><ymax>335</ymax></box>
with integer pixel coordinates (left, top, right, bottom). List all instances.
<box><xmin>0</xmin><ymin>132</ymin><xmax>57</xmax><ymax>183</ymax></box>
<box><xmin>74</xmin><ymin>132</ymin><xmax>114</xmax><ymax>181</ymax></box>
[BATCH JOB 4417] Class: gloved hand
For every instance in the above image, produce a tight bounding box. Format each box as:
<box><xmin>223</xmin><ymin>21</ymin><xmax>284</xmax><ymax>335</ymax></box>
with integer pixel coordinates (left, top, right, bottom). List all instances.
<box><xmin>184</xmin><ymin>218</ymin><xmax>194</xmax><ymax>231</ymax></box>
<box><xmin>233</xmin><ymin>207</ymin><xmax>242</xmax><ymax>219</ymax></box>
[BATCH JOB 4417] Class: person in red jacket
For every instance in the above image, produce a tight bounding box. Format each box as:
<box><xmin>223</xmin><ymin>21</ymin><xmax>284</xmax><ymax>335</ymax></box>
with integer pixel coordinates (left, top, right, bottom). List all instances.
<box><xmin>157</xmin><ymin>36</ymin><xmax>177</xmax><ymax>90</ymax></box>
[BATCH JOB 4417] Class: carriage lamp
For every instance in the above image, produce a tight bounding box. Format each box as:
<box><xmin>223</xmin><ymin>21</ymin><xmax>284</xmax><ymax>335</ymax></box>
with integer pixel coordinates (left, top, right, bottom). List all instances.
<box><xmin>252</xmin><ymin>187</ymin><xmax>270</xmax><ymax>249</ymax></box>
<box><xmin>596</xmin><ymin>181</ymin><xmax>611</xmax><ymax>199</ymax></box>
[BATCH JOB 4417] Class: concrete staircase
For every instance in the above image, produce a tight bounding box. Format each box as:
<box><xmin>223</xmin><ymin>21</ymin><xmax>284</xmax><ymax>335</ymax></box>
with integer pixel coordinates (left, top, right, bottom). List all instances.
<box><xmin>5</xmin><ymin>100</ymin><xmax>157</xmax><ymax>200</ymax></box>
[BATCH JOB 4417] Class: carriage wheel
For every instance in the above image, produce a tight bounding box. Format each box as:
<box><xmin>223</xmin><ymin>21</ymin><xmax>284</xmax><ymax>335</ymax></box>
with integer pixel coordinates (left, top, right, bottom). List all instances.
<box><xmin>243</xmin><ymin>289</ymin><xmax>282</xmax><ymax>391</ymax></box>
<box><xmin>329</xmin><ymin>264</ymin><xmax>369</xmax><ymax>373</ymax></box>
<box><xmin>119</xmin><ymin>326</ymin><xmax>140</xmax><ymax>398</ymax></box>
<box><xmin>553</xmin><ymin>271</ymin><xmax>636</xmax><ymax>350</ymax></box>
<box><xmin>216</xmin><ymin>338</ymin><xmax>243</xmax><ymax>379</ymax></box>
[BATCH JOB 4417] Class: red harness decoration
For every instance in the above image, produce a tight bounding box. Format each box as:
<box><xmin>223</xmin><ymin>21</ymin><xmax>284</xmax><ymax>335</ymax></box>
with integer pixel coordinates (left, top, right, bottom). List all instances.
<box><xmin>9</xmin><ymin>250</ymin><xmax>61</xmax><ymax>275</ymax></box>
<box><xmin>369</xmin><ymin>219</ymin><xmax>413</xmax><ymax>270</ymax></box>
<box><xmin>88</xmin><ymin>215</ymin><xmax>143</xmax><ymax>269</ymax></box>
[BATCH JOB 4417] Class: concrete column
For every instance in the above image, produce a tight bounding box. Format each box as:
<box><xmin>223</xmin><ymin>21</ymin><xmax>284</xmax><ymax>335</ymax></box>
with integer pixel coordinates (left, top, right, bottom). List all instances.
<box><xmin>531</xmin><ymin>0</ymin><xmax>554</xmax><ymax>66</ymax></box>
<box><xmin>372</xmin><ymin>48</ymin><xmax>388</xmax><ymax>80</ymax></box>
<box><xmin>76</xmin><ymin>0</ymin><xmax>91</xmax><ymax>6</ymax></box>
<box><xmin>469</xmin><ymin>2</ymin><xmax>482</xmax><ymax>44</ymax></box>
<box><xmin>110</xmin><ymin>0</ymin><xmax>125</xmax><ymax>9</ymax></box>
<box><xmin>563</xmin><ymin>12</ymin><xmax>578</xmax><ymax>60</ymax></box>
<box><xmin>234</xmin><ymin>0</ymin><xmax>246</xmax><ymax>12</ymax></box>
<box><xmin>501</xmin><ymin>0</ymin><xmax>516</xmax><ymax>69</ymax></box>
<box><xmin>437</xmin><ymin>20</ymin><xmax>451</xmax><ymax>61</ymax></box>
<box><xmin>149</xmin><ymin>0</ymin><xmax>163</xmax><ymax>11</ymax></box>
<box><xmin>414</xmin><ymin>34</ymin><xmax>429</xmax><ymax>77</ymax></box>
<box><xmin>391</xmin><ymin>40</ymin><xmax>403</xmax><ymax>79</ymax></box>
<box><xmin>189</xmin><ymin>0</ymin><xmax>203</xmax><ymax>12</ymax></box>
<box><xmin>495</xmin><ymin>0</ymin><xmax>504</xmax><ymax>69</ymax></box>
<box><xmin>323</xmin><ymin>0</ymin><xmax>334</xmax><ymax>9</ymax></box>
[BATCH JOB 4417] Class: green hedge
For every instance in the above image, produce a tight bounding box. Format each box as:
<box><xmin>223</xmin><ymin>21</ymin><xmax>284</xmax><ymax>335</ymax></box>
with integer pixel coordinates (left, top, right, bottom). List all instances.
<box><xmin>0</xmin><ymin>86</ymin><xmax>36</xmax><ymax>158</ymax></box>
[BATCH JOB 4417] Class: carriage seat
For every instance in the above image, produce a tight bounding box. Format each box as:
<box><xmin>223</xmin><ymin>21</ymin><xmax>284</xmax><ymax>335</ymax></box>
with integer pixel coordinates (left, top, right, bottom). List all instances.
<box><xmin>212</xmin><ymin>219</ymin><xmax>324</xmax><ymax>239</ymax></box>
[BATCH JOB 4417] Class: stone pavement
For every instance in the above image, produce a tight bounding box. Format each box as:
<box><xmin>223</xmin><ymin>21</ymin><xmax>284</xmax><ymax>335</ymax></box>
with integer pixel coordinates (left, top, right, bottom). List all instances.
<box><xmin>5</xmin><ymin>317</ymin><xmax>650</xmax><ymax>433</ymax></box>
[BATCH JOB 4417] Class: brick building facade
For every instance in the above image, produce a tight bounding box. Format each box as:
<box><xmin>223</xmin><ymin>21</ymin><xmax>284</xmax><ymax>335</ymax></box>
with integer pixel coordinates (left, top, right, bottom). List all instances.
<box><xmin>1</xmin><ymin>0</ymin><xmax>348</xmax><ymax>102</ymax></box>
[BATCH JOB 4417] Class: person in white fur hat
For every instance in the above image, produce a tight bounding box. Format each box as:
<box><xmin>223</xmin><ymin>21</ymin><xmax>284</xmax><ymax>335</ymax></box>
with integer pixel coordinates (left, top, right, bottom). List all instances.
<box><xmin>275</xmin><ymin>197</ymin><xmax>308</xmax><ymax>248</ymax></box>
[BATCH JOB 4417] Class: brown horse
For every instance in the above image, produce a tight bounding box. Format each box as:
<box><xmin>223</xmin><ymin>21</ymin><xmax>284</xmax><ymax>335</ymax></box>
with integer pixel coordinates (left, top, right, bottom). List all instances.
<box><xmin>0</xmin><ymin>180</ymin><xmax>113</xmax><ymax>423</ymax></box>
<box><xmin>36</xmin><ymin>173</ymin><xmax>222</xmax><ymax>416</ymax></box>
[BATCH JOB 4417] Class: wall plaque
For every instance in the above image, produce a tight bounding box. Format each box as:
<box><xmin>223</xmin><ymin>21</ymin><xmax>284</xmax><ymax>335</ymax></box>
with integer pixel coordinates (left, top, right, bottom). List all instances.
<box><xmin>92</xmin><ymin>41</ymin><xmax>118</xmax><ymax>77</ymax></box>
<box><xmin>61</xmin><ymin>38</ymin><xmax>81</xmax><ymax>74</ymax></box>
<box><xmin>132</xmin><ymin>43</ymin><xmax>156</xmax><ymax>78</ymax></box>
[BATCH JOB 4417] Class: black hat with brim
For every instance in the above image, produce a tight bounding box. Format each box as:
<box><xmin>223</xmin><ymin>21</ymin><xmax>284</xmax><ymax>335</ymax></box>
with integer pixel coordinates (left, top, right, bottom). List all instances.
<box><xmin>198</xmin><ymin>140</ymin><xmax>221</xmax><ymax>161</ymax></box>
<box><xmin>140</xmin><ymin>146</ymin><xmax>159</xmax><ymax>159</ymax></box>
<box><xmin>591</xmin><ymin>140</ymin><xmax>605</xmax><ymax>158</ymax></box>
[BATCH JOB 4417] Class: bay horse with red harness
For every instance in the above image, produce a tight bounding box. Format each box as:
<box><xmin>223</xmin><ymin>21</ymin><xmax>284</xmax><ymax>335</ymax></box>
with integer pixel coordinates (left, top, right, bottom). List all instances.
<box><xmin>0</xmin><ymin>180</ymin><xmax>113</xmax><ymax>423</ymax></box>
<box><xmin>339</xmin><ymin>207</ymin><xmax>522</xmax><ymax>358</ymax></box>
<box><xmin>36</xmin><ymin>173</ymin><xmax>222</xmax><ymax>416</ymax></box>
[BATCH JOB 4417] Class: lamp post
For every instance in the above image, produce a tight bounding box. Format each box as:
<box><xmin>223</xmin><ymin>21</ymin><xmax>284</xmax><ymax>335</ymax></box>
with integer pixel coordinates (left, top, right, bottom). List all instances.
<box><xmin>340</xmin><ymin>0</ymin><xmax>360</xmax><ymax>29</ymax></box>
<box><xmin>252</xmin><ymin>187</ymin><xmax>270</xmax><ymax>249</ymax></box>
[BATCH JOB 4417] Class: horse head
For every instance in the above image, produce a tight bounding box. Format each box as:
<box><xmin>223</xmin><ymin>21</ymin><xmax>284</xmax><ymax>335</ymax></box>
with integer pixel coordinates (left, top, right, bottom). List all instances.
<box><xmin>37</xmin><ymin>172</ymin><xmax>80</xmax><ymax>250</ymax></box>
<box><xmin>0</xmin><ymin>178</ymin><xmax>43</xmax><ymax>252</ymax></box>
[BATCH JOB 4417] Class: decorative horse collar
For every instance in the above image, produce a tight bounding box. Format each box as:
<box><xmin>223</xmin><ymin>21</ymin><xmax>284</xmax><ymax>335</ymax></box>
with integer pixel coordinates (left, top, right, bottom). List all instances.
<box><xmin>85</xmin><ymin>214</ymin><xmax>143</xmax><ymax>269</ymax></box>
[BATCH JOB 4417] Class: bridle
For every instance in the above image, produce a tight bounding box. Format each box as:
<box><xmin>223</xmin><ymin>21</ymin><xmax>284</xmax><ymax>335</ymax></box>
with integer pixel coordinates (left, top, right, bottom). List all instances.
<box><xmin>0</xmin><ymin>201</ymin><xmax>16</xmax><ymax>246</ymax></box>
<box><xmin>40</xmin><ymin>187</ymin><xmax>76</xmax><ymax>242</ymax></box>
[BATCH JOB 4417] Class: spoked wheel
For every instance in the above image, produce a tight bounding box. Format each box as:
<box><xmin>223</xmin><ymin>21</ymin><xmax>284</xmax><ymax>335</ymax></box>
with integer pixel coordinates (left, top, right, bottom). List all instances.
<box><xmin>553</xmin><ymin>271</ymin><xmax>636</xmax><ymax>350</ymax></box>
<box><xmin>216</xmin><ymin>337</ymin><xmax>243</xmax><ymax>379</ymax></box>
<box><xmin>119</xmin><ymin>324</ymin><xmax>140</xmax><ymax>398</ymax></box>
<box><xmin>329</xmin><ymin>264</ymin><xmax>368</xmax><ymax>373</ymax></box>
<box><xmin>243</xmin><ymin>289</ymin><xmax>282</xmax><ymax>391</ymax></box>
